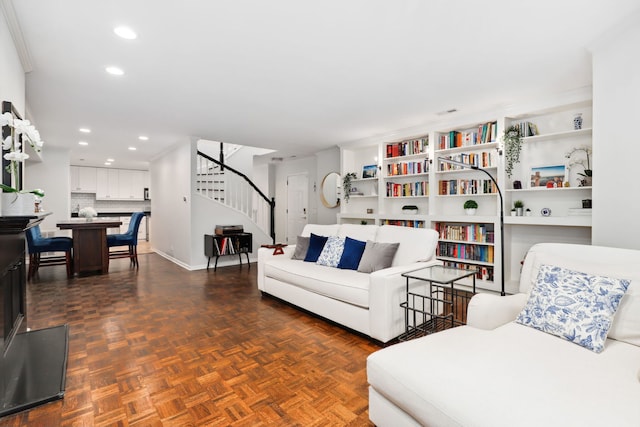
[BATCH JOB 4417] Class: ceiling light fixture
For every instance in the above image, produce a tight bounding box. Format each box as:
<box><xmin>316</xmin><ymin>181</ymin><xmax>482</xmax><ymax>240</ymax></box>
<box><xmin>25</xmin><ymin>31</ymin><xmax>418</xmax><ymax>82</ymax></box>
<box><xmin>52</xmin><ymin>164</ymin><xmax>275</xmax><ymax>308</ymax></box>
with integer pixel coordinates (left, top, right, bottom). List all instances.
<box><xmin>128</xmin><ymin>147</ymin><xmax>137</xmax><ymax>151</ymax></box>
<box><xmin>104</xmin><ymin>162</ymin><xmax>112</xmax><ymax>166</ymax></box>
<box><xmin>78</xmin><ymin>141</ymin><xmax>89</xmax><ymax>146</ymax></box>
<box><xmin>107</xmin><ymin>158</ymin><xmax>115</xmax><ymax>162</ymax></box>
<box><xmin>106</xmin><ymin>66</ymin><xmax>124</xmax><ymax>76</ymax></box>
<box><xmin>79</xmin><ymin>128</ymin><xmax>91</xmax><ymax>133</ymax></box>
<box><xmin>113</xmin><ymin>26</ymin><xmax>137</xmax><ymax>40</ymax></box>
<box><xmin>138</xmin><ymin>136</ymin><xmax>148</xmax><ymax>141</ymax></box>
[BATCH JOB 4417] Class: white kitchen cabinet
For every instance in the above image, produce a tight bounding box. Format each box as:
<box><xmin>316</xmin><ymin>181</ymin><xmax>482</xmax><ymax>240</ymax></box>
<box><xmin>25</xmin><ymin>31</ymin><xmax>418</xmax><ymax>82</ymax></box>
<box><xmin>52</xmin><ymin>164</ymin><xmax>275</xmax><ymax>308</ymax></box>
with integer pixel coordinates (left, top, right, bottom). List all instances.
<box><xmin>96</xmin><ymin>168</ymin><xmax>119</xmax><ymax>199</ymax></box>
<box><xmin>70</xmin><ymin>166</ymin><xmax>97</xmax><ymax>193</ymax></box>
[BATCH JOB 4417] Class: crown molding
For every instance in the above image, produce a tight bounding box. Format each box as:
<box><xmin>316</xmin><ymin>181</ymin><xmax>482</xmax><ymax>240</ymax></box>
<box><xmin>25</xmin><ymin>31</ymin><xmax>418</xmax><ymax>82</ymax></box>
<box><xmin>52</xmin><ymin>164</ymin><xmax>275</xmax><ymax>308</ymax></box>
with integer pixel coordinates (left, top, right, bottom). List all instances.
<box><xmin>1</xmin><ymin>0</ymin><xmax>33</xmax><ymax>73</ymax></box>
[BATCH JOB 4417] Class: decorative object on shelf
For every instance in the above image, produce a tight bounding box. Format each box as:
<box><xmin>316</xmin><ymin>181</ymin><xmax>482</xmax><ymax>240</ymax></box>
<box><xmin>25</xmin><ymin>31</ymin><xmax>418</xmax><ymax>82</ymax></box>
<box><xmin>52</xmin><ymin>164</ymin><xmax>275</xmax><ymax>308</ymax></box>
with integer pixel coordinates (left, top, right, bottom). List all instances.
<box><xmin>78</xmin><ymin>206</ymin><xmax>98</xmax><ymax>221</ymax></box>
<box><xmin>439</xmin><ymin>156</ymin><xmax>505</xmax><ymax>296</ymax></box>
<box><xmin>362</xmin><ymin>164</ymin><xmax>378</xmax><ymax>179</ymax></box>
<box><xmin>514</xmin><ymin>200</ymin><xmax>524</xmax><ymax>216</ymax></box>
<box><xmin>573</xmin><ymin>113</ymin><xmax>583</xmax><ymax>130</ymax></box>
<box><xmin>367</xmin><ymin>208</ymin><xmax>374</xmax><ymax>214</ymax></box>
<box><xmin>582</xmin><ymin>199</ymin><xmax>592</xmax><ymax>209</ymax></box>
<box><xmin>342</xmin><ymin>172</ymin><xmax>357</xmax><ymax>202</ymax></box>
<box><xmin>513</xmin><ymin>180</ymin><xmax>522</xmax><ymax>189</ymax></box>
<box><xmin>525</xmin><ymin>208</ymin><xmax>532</xmax><ymax>217</ymax></box>
<box><xmin>565</xmin><ymin>146</ymin><xmax>592</xmax><ymax>187</ymax></box>
<box><xmin>510</xmin><ymin>208</ymin><xmax>516</xmax><ymax>216</ymax></box>
<box><xmin>360</xmin><ymin>220</ymin><xmax>367</xmax><ymax>225</ymax></box>
<box><xmin>1</xmin><ymin>106</ymin><xmax>45</xmax><ymax>215</ymax></box>
<box><xmin>530</xmin><ymin>165</ymin><xmax>565</xmax><ymax>188</ymax></box>
<box><xmin>463</xmin><ymin>200</ymin><xmax>477</xmax><ymax>216</ymax></box>
<box><xmin>402</xmin><ymin>205</ymin><xmax>419</xmax><ymax>215</ymax></box>
<box><xmin>503</xmin><ymin>125</ymin><xmax>522</xmax><ymax>179</ymax></box>
<box><xmin>541</xmin><ymin>207</ymin><xmax>552</xmax><ymax>217</ymax></box>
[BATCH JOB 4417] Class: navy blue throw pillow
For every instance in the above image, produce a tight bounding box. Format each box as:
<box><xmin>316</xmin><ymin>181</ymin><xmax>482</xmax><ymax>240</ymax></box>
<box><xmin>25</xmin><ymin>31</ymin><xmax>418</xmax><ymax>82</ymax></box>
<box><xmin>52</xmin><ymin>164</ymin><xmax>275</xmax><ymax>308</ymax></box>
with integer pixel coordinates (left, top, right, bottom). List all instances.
<box><xmin>337</xmin><ymin>236</ymin><xmax>367</xmax><ymax>270</ymax></box>
<box><xmin>304</xmin><ymin>233</ymin><xmax>328</xmax><ymax>262</ymax></box>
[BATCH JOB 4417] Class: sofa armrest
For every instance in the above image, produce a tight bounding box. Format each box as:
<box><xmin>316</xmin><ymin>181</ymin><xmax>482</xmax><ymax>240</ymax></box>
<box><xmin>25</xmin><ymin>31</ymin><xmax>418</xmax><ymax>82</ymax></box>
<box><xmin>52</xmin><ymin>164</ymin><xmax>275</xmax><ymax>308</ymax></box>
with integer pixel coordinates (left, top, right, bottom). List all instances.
<box><xmin>257</xmin><ymin>245</ymin><xmax>296</xmax><ymax>291</ymax></box>
<box><xmin>466</xmin><ymin>293</ymin><xmax>529</xmax><ymax>330</ymax></box>
<box><xmin>369</xmin><ymin>259</ymin><xmax>442</xmax><ymax>343</ymax></box>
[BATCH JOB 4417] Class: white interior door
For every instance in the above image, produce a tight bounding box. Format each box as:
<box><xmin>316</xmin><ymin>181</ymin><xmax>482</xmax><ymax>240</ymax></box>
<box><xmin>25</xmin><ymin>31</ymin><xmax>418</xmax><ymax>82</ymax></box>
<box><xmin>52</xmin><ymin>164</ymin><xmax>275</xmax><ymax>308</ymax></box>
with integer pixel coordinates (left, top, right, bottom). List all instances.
<box><xmin>286</xmin><ymin>173</ymin><xmax>308</xmax><ymax>243</ymax></box>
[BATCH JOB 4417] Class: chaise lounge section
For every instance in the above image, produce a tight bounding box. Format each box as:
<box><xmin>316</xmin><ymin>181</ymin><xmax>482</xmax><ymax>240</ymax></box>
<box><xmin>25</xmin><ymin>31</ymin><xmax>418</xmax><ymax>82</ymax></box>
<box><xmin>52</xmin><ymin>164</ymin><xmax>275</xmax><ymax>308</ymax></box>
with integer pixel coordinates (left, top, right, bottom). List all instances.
<box><xmin>367</xmin><ymin>243</ymin><xmax>640</xmax><ymax>426</ymax></box>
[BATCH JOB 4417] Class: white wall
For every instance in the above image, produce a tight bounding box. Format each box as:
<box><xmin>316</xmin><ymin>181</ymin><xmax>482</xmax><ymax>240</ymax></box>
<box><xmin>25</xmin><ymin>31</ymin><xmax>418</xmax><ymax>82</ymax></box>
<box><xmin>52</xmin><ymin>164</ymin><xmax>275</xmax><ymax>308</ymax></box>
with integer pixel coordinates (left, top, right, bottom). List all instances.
<box><xmin>591</xmin><ymin>14</ymin><xmax>640</xmax><ymax>249</ymax></box>
<box><xmin>150</xmin><ymin>139</ymin><xmax>193</xmax><ymax>266</ymax></box>
<box><xmin>273</xmin><ymin>156</ymin><xmax>316</xmax><ymax>243</ymax></box>
<box><xmin>0</xmin><ymin>11</ymin><xmax>25</xmax><ymax>115</ymax></box>
<box><xmin>314</xmin><ymin>146</ymin><xmax>340</xmax><ymax>224</ymax></box>
<box><xmin>24</xmin><ymin>146</ymin><xmax>70</xmax><ymax>232</ymax></box>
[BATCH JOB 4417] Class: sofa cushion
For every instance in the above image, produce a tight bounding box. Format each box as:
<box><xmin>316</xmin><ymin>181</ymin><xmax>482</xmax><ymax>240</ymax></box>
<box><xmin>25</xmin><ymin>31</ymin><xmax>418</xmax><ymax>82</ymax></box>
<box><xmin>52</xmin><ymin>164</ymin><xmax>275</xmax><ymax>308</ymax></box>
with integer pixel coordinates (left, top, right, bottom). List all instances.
<box><xmin>367</xmin><ymin>322</ymin><xmax>640</xmax><ymax>427</ymax></box>
<box><xmin>609</xmin><ymin>280</ymin><xmax>640</xmax><ymax>346</ymax></box>
<box><xmin>316</xmin><ymin>236</ymin><xmax>346</xmax><ymax>267</ymax></box>
<box><xmin>516</xmin><ymin>264</ymin><xmax>630</xmax><ymax>353</ymax></box>
<box><xmin>301</xmin><ymin>224</ymin><xmax>340</xmax><ymax>237</ymax></box>
<box><xmin>375</xmin><ymin>225</ymin><xmax>438</xmax><ymax>267</ymax></box>
<box><xmin>357</xmin><ymin>241</ymin><xmax>400</xmax><ymax>273</ymax></box>
<box><xmin>337</xmin><ymin>223</ymin><xmax>378</xmax><ymax>242</ymax></box>
<box><xmin>291</xmin><ymin>236</ymin><xmax>310</xmax><ymax>260</ymax></box>
<box><xmin>337</xmin><ymin>237</ymin><xmax>367</xmax><ymax>270</ymax></box>
<box><xmin>304</xmin><ymin>233</ymin><xmax>328</xmax><ymax>262</ymax></box>
<box><xmin>264</xmin><ymin>258</ymin><xmax>371</xmax><ymax>308</ymax></box>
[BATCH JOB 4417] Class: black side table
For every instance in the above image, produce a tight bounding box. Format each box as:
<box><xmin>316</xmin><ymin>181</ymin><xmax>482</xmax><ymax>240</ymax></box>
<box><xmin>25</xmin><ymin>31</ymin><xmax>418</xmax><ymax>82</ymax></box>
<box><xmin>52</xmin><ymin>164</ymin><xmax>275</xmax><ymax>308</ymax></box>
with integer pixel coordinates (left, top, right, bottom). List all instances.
<box><xmin>399</xmin><ymin>265</ymin><xmax>476</xmax><ymax>341</ymax></box>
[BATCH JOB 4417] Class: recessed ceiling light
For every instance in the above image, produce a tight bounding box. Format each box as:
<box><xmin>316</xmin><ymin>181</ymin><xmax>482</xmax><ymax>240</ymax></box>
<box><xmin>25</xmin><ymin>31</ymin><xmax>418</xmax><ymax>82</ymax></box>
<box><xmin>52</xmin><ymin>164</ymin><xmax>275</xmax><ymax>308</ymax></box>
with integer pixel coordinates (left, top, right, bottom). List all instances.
<box><xmin>113</xmin><ymin>26</ymin><xmax>137</xmax><ymax>40</ymax></box>
<box><xmin>107</xmin><ymin>158</ymin><xmax>115</xmax><ymax>162</ymax></box>
<box><xmin>138</xmin><ymin>136</ymin><xmax>148</xmax><ymax>141</ymax></box>
<box><xmin>128</xmin><ymin>146</ymin><xmax>137</xmax><ymax>151</ymax></box>
<box><xmin>104</xmin><ymin>162</ymin><xmax>112</xmax><ymax>166</ymax></box>
<box><xmin>79</xmin><ymin>128</ymin><xmax>91</xmax><ymax>133</ymax></box>
<box><xmin>106</xmin><ymin>66</ymin><xmax>124</xmax><ymax>76</ymax></box>
<box><xmin>78</xmin><ymin>141</ymin><xmax>89</xmax><ymax>146</ymax></box>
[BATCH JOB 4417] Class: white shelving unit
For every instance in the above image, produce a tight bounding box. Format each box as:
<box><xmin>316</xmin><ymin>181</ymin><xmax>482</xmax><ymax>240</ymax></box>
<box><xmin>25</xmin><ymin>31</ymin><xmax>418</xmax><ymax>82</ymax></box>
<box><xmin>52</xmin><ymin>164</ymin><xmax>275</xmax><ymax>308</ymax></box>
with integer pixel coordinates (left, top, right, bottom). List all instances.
<box><xmin>338</xmin><ymin>95</ymin><xmax>593</xmax><ymax>294</ymax></box>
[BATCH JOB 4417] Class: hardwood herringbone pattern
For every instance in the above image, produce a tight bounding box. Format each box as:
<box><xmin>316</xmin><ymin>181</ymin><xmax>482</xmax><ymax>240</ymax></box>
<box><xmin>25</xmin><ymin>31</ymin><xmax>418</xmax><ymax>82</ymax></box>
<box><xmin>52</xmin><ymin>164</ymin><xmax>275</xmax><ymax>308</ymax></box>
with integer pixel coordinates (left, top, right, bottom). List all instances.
<box><xmin>2</xmin><ymin>254</ymin><xmax>380</xmax><ymax>426</ymax></box>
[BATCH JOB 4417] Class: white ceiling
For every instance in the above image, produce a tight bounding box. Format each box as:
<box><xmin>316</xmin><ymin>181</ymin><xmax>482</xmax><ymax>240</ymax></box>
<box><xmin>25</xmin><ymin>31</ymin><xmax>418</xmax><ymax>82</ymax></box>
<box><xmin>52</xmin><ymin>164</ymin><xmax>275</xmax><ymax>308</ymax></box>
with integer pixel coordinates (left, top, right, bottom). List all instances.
<box><xmin>8</xmin><ymin>0</ymin><xmax>640</xmax><ymax>170</ymax></box>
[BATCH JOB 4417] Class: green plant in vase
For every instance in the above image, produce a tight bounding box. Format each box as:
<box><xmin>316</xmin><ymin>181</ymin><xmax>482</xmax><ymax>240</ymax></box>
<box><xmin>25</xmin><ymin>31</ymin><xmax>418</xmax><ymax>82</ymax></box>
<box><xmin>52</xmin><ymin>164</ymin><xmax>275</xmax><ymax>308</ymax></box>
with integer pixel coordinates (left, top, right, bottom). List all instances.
<box><xmin>503</xmin><ymin>125</ymin><xmax>523</xmax><ymax>180</ymax></box>
<box><xmin>513</xmin><ymin>200</ymin><xmax>524</xmax><ymax>216</ymax></box>
<box><xmin>342</xmin><ymin>172</ymin><xmax>357</xmax><ymax>202</ymax></box>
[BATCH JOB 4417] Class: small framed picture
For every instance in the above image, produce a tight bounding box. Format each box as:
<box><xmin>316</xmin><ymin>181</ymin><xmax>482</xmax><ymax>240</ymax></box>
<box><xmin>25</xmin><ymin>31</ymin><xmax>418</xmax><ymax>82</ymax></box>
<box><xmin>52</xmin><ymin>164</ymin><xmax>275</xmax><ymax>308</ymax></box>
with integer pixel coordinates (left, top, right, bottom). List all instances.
<box><xmin>530</xmin><ymin>165</ymin><xmax>566</xmax><ymax>188</ymax></box>
<box><xmin>362</xmin><ymin>164</ymin><xmax>378</xmax><ymax>179</ymax></box>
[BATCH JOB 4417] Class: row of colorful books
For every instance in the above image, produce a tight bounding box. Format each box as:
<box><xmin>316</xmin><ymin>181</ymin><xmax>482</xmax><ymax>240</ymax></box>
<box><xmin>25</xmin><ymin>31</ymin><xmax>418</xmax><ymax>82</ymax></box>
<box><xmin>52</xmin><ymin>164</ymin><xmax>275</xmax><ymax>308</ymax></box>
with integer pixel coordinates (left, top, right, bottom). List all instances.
<box><xmin>438</xmin><ymin>151</ymin><xmax>496</xmax><ymax>170</ymax></box>
<box><xmin>438</xmin><ymin>179</ymin><xmax>497</xmax><ymax>195</ymax></box>
<box><xmin>385</xmin><ymin>137</ymin><xmax>429</xmax><ymax>158</ymax></box>
<box><xmin>386</xmin><ymin>181</ymin><xmax>428</xmax><ymax>198</ymax></box>
<box><xmin>381</xmin><ymin>219</ymin><xmax>425</xmax><ymax>228</ymax></box>
<box><xmin>441</xmin><ymin>261</ymin><xmax>494</xmax><ymax>282</ymax></box>
<box><xmin>437</xmin><ymin>242</ymin><xmax>494</xmax><ymax>263</ymax></box>
<box><xmin>437</xmin><ymin>121</ymin><xmax>497</xmax><ymax>150</ymax></box>
<box><xmin>386</xmin><ymin>159</ymin><xmax>429</xmax><ymax>176</ymax></box>
<box><xmin>435</xmin><ymin>223</ymin><xmax>495</xmax><ymax>243</ymax></box>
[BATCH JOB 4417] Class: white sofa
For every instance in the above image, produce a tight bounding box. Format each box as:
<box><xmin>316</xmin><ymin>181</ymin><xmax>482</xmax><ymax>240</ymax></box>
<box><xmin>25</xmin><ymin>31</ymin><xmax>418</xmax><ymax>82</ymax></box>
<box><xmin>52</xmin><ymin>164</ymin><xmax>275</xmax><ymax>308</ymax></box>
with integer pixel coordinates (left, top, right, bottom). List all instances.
<box><xmin>367</xmin><ymin>243</ymin><xmax>640</xmax><ymax>426</ymax></box>
<box><xmin>257</xmin><ymin>223</ymin><xmax>440</xmax><ymax>343</ymax></box>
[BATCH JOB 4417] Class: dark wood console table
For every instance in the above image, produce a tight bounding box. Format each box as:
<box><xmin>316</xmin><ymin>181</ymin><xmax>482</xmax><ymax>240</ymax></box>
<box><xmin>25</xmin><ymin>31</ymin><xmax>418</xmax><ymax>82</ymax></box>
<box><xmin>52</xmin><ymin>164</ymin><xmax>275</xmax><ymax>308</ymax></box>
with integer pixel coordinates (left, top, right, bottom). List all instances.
<box><xmin>57</xmin><ymin>218</ymin><xmax>122</xmax><ymax>275</ymax></box>
<box><xmin>204</xmin><ymin>233</ymin><xmax>252</xmax><ymax>271</ymax></box>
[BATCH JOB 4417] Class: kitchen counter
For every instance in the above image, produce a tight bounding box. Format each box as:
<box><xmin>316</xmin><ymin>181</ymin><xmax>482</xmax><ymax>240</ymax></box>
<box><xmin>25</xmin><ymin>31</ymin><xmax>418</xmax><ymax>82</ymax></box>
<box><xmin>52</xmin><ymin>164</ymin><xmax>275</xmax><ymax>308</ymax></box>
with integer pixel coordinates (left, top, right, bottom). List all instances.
<box><xmin>71</xmin><ymin>210</ymin><xmax>150</xmax><ymax>218</ymax></box>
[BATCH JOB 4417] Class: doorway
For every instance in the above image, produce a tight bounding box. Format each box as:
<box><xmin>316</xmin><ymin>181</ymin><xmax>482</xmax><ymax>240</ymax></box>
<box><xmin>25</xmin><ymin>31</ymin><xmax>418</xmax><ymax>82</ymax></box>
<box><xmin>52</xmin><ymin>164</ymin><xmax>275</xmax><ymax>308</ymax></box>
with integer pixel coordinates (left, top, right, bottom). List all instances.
<box><xmin>286</xmin><ymin>173</ymin><xmax>308</xmax><ymax>243</ymax></box>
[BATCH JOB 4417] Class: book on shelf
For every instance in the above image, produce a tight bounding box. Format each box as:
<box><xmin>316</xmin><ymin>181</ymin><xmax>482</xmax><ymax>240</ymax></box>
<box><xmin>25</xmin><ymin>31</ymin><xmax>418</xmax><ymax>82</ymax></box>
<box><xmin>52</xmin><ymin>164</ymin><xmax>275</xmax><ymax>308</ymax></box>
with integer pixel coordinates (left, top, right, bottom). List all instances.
<box><xmin>438</xmin><ymin>151</ymin><xmax>496</xmax><ymax>170</ymax></box>
<box><xmin>513</xmin><ymin>121</ymin><xmax>538</xmax><ymax>137</ymax></box>
<box><xmin>441</xmin><ymin>260</ymin><xmax>494</xmax><ymax>282</ymax></box>
<box><xmin>385</xmin><ymin>136</ymin><xmax>429</xmax><ymax>158</ymax></box>
<box><xmin>438</xmin><ymin>179</ymin><xmax>497</xmax><ymax>195</ymax></box>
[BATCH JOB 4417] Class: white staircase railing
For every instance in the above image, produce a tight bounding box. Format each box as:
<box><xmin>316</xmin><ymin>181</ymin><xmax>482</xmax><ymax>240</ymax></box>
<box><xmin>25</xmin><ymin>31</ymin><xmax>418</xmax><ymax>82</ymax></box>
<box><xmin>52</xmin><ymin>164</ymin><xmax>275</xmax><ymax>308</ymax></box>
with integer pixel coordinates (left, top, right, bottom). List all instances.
<box><xmin>196</xmin><ymin>151</ymin><xmax>275</xmax><ymax>242</ymax></box>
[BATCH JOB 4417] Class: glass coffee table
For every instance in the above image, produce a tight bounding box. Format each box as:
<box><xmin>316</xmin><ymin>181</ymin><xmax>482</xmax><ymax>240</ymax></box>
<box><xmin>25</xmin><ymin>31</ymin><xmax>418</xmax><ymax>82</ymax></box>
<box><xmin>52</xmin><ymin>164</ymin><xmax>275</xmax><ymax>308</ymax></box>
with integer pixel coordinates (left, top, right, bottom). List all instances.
<box><xmin>399</xmin><ymin>265</ymin><xmax>476</xmax><ymax>341</ymax></box>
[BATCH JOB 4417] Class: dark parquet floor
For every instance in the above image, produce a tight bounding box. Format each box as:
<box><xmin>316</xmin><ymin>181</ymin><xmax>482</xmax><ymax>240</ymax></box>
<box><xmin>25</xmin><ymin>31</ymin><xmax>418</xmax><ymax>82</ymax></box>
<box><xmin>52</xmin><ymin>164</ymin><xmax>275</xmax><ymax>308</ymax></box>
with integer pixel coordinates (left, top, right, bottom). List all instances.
<box><xmin>2</xmin><ymin>253</ymin><xmax>381</xmax><ymax>426</ymax></box>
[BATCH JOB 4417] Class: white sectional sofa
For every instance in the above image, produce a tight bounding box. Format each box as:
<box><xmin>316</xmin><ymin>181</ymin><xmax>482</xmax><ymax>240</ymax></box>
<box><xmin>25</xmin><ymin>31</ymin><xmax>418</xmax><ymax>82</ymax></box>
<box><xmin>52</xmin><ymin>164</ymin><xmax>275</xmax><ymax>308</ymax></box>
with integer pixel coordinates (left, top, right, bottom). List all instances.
<box><xmin>367</xmin><ymin>243</ymin><xmax>640</xmax><ymax>426</ymax></box>
<box><xmin>257</xmin><ymin>223</ymin><xmax>440</xmax><ymax>343</ymax></box>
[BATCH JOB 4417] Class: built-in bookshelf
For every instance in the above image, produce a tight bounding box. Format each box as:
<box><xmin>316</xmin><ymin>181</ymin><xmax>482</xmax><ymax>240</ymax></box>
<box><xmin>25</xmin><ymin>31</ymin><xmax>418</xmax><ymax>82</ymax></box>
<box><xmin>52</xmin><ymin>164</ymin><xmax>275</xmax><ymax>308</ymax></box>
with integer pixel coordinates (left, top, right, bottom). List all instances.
<box><xmin>338</xmin><ymin>92</ymin><xmax>593</xmax><ymax>294</ymax></box>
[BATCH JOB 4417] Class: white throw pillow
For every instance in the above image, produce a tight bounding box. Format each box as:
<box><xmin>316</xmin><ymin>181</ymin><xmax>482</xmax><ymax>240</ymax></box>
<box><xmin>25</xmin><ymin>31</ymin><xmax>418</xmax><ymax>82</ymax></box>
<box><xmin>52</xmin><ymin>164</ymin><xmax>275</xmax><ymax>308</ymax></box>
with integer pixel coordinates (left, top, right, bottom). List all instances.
<box><xmin>516</xmin><ymin>264</ymin><xmax>630</xmax><ymax>353</ymax></box>
<box><xmin>316</xmin><ymin>236</ymin><xmax>346</xmax><ymax>268</ymax></box>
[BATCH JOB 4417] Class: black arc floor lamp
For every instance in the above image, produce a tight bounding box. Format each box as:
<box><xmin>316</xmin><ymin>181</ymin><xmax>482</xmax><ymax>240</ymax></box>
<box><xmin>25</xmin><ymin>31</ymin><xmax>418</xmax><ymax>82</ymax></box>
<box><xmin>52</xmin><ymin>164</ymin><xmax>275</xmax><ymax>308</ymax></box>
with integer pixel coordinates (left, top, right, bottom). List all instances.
<box><xmin>437</xmin><ymin>157</ymin><xmax>505</xmax><ymax>296</ymax></box>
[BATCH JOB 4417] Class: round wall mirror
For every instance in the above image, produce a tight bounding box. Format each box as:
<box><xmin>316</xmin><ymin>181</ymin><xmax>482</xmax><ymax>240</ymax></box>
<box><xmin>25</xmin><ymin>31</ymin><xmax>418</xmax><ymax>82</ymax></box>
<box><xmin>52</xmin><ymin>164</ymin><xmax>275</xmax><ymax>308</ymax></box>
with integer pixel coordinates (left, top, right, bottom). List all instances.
<box><xmin>320</xmin><ymin>172</ymin><xmax>341</xmax><ymax>208</ymax></box>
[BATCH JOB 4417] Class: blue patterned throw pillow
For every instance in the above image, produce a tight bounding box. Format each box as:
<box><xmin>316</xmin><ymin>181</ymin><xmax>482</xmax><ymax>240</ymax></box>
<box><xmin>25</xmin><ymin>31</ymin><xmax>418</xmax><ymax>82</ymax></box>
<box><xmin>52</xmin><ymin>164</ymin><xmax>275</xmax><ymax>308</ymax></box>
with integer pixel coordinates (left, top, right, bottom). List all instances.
<box><xmin>316</xmin><ymin>236</ymin><xmax>346</xmax><ymax>268</ymax></box>
<box><xmin>516</xmin><ymin>264</ymin><xmax>630</xmax><ymax>353</ymax></box>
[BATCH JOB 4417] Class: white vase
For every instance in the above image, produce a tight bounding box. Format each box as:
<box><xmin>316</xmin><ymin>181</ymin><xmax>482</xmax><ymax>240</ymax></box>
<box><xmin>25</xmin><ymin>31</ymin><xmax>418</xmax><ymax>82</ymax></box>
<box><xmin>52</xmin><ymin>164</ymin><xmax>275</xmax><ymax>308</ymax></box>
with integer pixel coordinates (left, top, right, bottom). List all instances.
<box><xmin>464</xmin><ymin>208</ymin><xmax>476</xmax><ymax>216</ymax></box>
<box><xmin>1</xmin><ymin>192</ymin><xmax>36</xmax><ymax>216</ymax></box>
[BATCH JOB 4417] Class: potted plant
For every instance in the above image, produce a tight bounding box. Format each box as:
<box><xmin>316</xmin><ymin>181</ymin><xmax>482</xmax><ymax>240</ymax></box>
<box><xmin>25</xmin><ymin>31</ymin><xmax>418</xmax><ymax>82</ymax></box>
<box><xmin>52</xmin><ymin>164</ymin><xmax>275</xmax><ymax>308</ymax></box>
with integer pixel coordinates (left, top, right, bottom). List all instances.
<box><xmin>514</xmin><ymin>200</ymin><xmax>524</xmax><ymax>216</ymax></box>
<box><xmin>342</xmin><ymin>172</ymin><xmax>357</xmax><ymax>202</ymax></box>
<box><xmin>463</xmin><ymin>199</ymin><xmax>478</xmax><ymax>215</ymax></box>
<box><xmin>503</xmin><ymin>125</ymin><xmax>523</xmax><ymax>180</ymax></box>
<box><xmin>525</xmin><ymin>208</ymin><xmax>532</xmax><ymax>217</ymax></box>
<box><xmin>511</xmin><ymin>208</ymin><xmax>517</xmax><ymax>216</ymax></box>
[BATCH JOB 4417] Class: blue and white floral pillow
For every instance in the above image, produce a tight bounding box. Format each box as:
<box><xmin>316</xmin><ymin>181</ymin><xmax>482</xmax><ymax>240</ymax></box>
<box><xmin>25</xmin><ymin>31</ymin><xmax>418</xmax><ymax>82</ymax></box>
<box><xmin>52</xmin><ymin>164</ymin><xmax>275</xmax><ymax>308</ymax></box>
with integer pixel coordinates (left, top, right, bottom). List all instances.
<box><xmin>316</xmin><ymin>236</ymin><xmax>346</xmax><ymax>268</ymax></box>
<box><xmin>516</xmin><ymin>264</ymin><xmax>630</xmax><ymax>353</ymax></box>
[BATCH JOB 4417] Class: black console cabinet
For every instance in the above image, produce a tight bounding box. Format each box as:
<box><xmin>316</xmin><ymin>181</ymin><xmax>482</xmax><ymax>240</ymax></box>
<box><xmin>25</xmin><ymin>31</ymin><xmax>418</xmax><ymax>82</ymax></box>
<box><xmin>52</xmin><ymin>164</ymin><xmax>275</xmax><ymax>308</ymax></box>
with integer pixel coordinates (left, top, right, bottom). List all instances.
<box><xmin>204</xmin><ymin>233</ymin><xmax>252</xmax><ymax>271</ymax></box>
